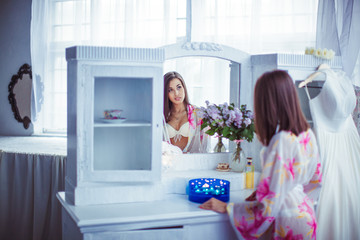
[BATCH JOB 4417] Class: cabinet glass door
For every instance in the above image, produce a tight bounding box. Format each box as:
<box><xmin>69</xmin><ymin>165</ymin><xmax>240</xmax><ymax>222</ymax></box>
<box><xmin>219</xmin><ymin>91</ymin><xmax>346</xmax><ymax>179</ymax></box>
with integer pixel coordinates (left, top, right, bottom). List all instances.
<box><xmin>93</xmin><ymin>77</ymin><xmax>153</xmax><ymax>171</ymax></box>
<box><xmin>80</xmin><ymin>64</ymin><xmax>163</xmax><ymax>182</ymax></box>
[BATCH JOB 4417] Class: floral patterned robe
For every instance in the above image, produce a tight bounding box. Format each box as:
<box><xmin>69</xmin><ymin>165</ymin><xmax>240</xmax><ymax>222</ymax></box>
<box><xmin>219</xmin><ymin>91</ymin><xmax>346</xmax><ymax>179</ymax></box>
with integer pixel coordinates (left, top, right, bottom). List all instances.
<box><xmin>183</xmin><ymin>104</ymin><xmax>210</xmax><ymax>153</ymax></box>
<box><xmin>227</xmin><ymin>130</ymin><xmax>322</xmax><ymax>240</ymax></box>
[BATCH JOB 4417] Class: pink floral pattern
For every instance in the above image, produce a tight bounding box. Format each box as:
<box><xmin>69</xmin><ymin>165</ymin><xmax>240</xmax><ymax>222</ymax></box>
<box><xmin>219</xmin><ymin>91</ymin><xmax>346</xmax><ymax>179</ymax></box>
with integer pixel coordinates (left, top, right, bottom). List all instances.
<box><xmin>298</xmin><ymin>197</ymin><xmax>317</xmax><ymax>239</ymax></box>
<box><xmin>315</xmin><ymin>163</ymin><xmax>322</xmax><ymax>183</ymax></box>
<box><xmin>228</xmin><ymin>130</ymin><xmax>322</xmax><ymax>240</ymax></box>
<box><xmin>275</xmin><ymin>226</ymin><xmax>304</xmax><ymax>240</ymax></box>
<box><xmin>257</xmin><ymin>177</ymin><xmax>276</xmax><ymax>202</ymax></box>
<box><xmin>235</xmin><ymin>205</ymin><xmax>275</xmax><ymax>240</ymax></box>
<box><xmin>187</xmin><ymin>104</ymin><xmax>196</xmax><ymax>129</ymax></box>
<box><xmin>299</xmin><ymin>132</ymin><xmax>311</xmax><ymax>150</ymax></box>
<box><xmin>181</xmin><ymin>104</ymin><xmax>209</xmax><ymax>153</ymax></box>
<box><xmin>283</xmin><ymin>158</ymin><xmax>295</xmax><ymax>180</ymax></box>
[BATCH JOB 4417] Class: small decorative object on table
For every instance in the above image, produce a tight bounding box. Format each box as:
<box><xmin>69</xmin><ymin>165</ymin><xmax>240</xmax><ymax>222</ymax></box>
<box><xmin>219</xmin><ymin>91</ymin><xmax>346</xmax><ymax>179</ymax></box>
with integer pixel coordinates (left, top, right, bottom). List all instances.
<box><xmin>188</xmin><ymin>178</ymin><xmax>230</xmax><ymax>203</ymax></box>
<box><xmin>216</xmin><ymin>163</ymin><xmax>230</xmax><ymax>172</ymax></box>
<box><xmin>245</xmin><ymin>157</ymin><xmax>255</xmax><ymax>189</ymax></box>
<box><xmin>102</xmin><ymin>109</ymin><xmax>126</xmax><ymax>123</ymax></box>
<box><xmin>199</xmin><ymin>102</ymin><xmax>255</xmax><ymax>172</ymax></box>
<box><xmin>104</xmin><ymin>109</ymin><xmax>123</xmax><ymax>119</ymax></box>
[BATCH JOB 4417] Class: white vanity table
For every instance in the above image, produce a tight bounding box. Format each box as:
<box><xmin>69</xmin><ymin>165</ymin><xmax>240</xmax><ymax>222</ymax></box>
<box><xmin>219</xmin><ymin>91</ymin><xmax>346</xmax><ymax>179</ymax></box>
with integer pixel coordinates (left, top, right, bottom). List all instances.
<box><xmin>57</xmin><ymin>190</ymin><xmax>256</xmax><ymax>240</ymax></box>
<box><xmin>59</xmin><ymin>45</ymin><xmax>252</xmax><ymax>240</ymax></box>
<box><xmin>58</xmin><ymin>44</ymin><xmax>343</xmax><ymax>239</ymax></box>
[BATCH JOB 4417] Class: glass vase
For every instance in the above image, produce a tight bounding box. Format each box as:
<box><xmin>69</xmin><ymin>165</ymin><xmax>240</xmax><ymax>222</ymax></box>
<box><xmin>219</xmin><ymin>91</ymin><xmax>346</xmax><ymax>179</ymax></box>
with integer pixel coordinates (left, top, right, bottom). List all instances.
<box><xmin>229</xmin><ymin>142</ymin><xmax>247</xmax><ymax>172</ymax></box>
<box><xmin>213</xmin><ymin>137</ymin><xmax>226</xmax><ymax>153</ymax></box>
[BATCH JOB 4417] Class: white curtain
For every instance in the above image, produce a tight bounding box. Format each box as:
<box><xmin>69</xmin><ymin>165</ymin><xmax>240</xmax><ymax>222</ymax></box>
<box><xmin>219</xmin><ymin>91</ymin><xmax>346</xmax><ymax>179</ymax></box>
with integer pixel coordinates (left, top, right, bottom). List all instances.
<box><xmin>31</xmin><ymin>0</ymin><xmax>319</xmax><ymax>133</ymax></box>
<box><xmin>30</xmin><ymin>0</ymin><xmax>181</xmax><ymax>133</ymax></box>
<box><xmin>30</xmin><ymin>0</ymin><xmax>50</xmax><ymax>133</ymax></box>
<box><xmin>316</xmin><ymin>0</ymin><xmax>360</xmax><ymax>86</ymax></box>
<box><xmin>191</xmin><ymin>0</ymin><xmax>318</xmax><ymax>54</ymax></box>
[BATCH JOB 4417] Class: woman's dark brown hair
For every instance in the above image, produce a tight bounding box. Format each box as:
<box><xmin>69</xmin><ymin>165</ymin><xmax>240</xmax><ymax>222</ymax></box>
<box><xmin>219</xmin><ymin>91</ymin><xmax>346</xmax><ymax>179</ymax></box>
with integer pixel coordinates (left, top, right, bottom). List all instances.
<box><xmin>254</xmin><ymin>70</ymin><xmax>309</xmax><ymax>146</ymax></box>
<box><xmin>163</xmin><ymin>71</ymin><xmax>190</xmax><ymax>122</ymax></box>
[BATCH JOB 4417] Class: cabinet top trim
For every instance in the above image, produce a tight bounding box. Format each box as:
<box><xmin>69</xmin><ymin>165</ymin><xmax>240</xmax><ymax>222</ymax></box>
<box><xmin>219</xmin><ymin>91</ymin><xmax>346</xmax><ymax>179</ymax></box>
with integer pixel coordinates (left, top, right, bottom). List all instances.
<box><xmin>251</xmin><ymin>53</ymin><xmax>342</xmax><ymax>68</ymax></box>
<box><xmin>66</xmin><ymin>46</ymin><xmax>165</xmax><ymax>63</ymax></box>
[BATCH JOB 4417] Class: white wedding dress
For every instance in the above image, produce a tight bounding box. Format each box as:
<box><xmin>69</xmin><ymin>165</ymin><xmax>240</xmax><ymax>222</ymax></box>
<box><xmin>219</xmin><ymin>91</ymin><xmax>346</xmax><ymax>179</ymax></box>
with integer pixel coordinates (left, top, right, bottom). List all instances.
<box><xmin>305</xmin><ymin>68</ymin><xmax>360</xmax><ymax>240</ymax></box>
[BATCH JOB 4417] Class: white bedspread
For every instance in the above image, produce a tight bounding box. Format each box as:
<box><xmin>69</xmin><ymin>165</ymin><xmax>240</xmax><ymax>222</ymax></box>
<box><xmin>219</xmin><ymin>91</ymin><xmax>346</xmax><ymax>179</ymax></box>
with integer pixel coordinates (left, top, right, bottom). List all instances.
<box><xmin>0</xmin><ymin>136</ymin><xmax>66</xmax><ymax>155</ymax></box>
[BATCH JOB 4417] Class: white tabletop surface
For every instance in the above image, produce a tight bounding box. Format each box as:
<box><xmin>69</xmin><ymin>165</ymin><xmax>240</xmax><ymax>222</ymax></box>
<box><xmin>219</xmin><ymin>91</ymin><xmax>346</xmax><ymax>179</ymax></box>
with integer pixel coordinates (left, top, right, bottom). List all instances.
<box><xmin>57</xmin><ymin>190</ymin><xmax>254</xmax><ymax>231</ymax></box>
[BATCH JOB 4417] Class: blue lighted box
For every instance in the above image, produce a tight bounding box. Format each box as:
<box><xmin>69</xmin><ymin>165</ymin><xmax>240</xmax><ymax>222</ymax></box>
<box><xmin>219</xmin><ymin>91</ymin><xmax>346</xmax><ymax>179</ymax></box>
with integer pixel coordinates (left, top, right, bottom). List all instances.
<box><xmin>188</xmin><ymin>178</ymin><xmax>230</xmax><ymax>203</ymax></box>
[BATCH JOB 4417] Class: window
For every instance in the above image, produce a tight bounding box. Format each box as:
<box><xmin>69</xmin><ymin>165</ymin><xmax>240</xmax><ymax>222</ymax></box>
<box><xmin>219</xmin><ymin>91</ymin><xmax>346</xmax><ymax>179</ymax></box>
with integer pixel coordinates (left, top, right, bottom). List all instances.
<box><xmin>38</xmin><ymin>0</ymin><xmax>185</xmax><ymax>133</ymax></box>
<box><xmin>32</xmin><ymin>0</ymin><xmax>318</xmax><ymax>134</ymax></box>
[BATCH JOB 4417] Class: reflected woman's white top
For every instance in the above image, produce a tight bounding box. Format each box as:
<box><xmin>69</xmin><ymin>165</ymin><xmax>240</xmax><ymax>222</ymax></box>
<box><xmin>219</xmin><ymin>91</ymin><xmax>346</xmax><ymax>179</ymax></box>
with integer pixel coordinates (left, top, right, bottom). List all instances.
<box><xmin>166</xmin><ymin>122</ymin><xmax>190</xmax><ymax>142</ymax></box>
<box><xmin>163</xmin><ymin>104</ymin><xmax>210</xmax><ymax>153</ymax></box>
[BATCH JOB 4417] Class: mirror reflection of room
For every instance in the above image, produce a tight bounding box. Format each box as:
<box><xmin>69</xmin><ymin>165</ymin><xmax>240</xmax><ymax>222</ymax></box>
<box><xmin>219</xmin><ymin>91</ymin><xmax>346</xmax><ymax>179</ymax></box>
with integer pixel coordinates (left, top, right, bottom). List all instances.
<box><xmin>163</xmin><ymin>71</ymin><xmax>210</xmax><ymax>153</ymax></box>
<box><xmin>163</xmin><ymin>57</ymin><xmax>231</xmax><ymax>153</ymax></box>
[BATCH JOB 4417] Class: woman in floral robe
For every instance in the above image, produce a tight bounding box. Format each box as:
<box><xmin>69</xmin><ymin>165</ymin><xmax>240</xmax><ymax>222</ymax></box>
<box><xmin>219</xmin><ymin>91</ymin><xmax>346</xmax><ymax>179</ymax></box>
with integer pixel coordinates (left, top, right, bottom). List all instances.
<box><xmin>200</xmin><ymin>70</ymin><xmax>322</xmax><ymax>239</ymax></box>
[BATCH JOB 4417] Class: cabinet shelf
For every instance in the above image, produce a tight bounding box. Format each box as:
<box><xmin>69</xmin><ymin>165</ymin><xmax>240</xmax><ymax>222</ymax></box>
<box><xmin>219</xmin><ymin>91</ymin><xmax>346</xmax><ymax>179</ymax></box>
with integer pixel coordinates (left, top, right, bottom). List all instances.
<box><xmin>94</xmin><ymin>120</ymin><xmax>151</xmax><ymax>127</ymax></box>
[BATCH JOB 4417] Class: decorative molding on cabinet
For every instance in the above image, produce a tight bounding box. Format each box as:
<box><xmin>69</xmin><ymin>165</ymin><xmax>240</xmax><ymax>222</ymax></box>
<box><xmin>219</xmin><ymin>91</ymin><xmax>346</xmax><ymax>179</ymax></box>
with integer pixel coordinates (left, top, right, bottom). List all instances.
<box><xmin>66</xmin><ymin>46</ymin><xmax>165</xmax><ymax>63</ymax></box>
<box><xmin>162</xmin><ymin>41</ymin><xmax>250</xmax><ymax>65</ymax></box>
<box><xmin>181</xmin><ymin>42</ymin><xmax>223</xmax><ymax>51</ymax></box>
<box><xmin>277</xmin><ymin>54</ymin><xmax>342</xmax><ymax>68</ymax></box>
<box><xmin>252</xmin><ymin>53</ymin><xmax>342</xmax><ymax>69</ymax></box>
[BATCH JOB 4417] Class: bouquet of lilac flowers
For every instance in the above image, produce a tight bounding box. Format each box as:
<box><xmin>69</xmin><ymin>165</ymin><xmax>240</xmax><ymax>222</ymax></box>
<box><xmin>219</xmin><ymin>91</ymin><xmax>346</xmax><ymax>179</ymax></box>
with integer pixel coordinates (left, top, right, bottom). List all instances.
<box><xmin>198</xmin><ymin>101</ymin><xmax>255</xmax><ymax>143</ymax></box>
<box><xmin>198</xmin><ymin>101</ymin><xmax>255</xmax><ymax>165</ymax></box>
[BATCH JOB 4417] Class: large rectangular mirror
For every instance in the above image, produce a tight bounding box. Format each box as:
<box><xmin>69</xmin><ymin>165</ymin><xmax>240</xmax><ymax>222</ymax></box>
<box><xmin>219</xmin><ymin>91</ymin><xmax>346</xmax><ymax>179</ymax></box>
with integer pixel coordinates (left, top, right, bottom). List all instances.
<box><xmin>164</xmin><ymin>56</ymin><xmax>231</xmax><ymax>152</ymax></box>
<box><xmin>161</xmin><ymin>42</ymin><xmax>253</xmax><ymax>155</ymax></box>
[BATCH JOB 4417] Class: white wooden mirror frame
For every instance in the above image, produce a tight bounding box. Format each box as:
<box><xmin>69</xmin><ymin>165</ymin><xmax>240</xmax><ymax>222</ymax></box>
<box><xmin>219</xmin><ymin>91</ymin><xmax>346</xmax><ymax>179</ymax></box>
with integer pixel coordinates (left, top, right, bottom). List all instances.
<box><xmin>161</xmin><ymin>41</ymin><xmax>253</xmax><ymax>110</ymax></box>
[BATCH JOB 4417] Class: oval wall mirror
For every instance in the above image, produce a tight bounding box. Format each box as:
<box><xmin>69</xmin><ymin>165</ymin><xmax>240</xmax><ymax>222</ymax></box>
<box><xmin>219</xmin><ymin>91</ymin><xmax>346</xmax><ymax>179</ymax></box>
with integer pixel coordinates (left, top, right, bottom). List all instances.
<box><xmin>8</xmin><ymin>63</ymin><xmax>32</xmax><ymax>129</ymax></box>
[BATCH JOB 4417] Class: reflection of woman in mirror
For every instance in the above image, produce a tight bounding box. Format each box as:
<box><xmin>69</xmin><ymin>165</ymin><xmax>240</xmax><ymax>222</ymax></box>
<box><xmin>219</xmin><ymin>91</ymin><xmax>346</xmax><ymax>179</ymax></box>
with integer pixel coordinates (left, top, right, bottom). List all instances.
<box><xmin>163</xmin><ymin>71</ymin><xmax>209</xmax><ymax>153</ymax></box>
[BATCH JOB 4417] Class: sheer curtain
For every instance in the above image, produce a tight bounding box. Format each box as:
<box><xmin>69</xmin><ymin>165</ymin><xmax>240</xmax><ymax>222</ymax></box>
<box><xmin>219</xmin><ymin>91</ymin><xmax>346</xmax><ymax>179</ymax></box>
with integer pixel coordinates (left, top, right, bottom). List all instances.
<box><xmin>31</xmin><ymin>0</ymin><xmax>182</xmax><ymax>133</ymax></box>
<box><xmin>30</xmin><ymin>0</ymin><xmax>50</xmax><ymax>133</ymax></box>
<box><xmin>316</xmin><ymin>0</ymin><xmax>360</xmax><ymax>86</ymax></box>
<box><xmin>191</xmin><ymin>0</ymin><xmax>318</xmax><ymax>54</ymax></box>
<box><xmin>31</xmin><ymin>0</ymin><xmax>319</xmax><ymax>134</ymax></box>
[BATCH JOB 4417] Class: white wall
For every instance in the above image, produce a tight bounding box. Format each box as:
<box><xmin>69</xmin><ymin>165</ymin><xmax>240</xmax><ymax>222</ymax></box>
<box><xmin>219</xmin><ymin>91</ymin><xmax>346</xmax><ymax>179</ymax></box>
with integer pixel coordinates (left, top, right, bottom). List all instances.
<box><xmin>0</xmin><ymin>0</ymin><xmax>33</xmax><ymax>136</ymax></box>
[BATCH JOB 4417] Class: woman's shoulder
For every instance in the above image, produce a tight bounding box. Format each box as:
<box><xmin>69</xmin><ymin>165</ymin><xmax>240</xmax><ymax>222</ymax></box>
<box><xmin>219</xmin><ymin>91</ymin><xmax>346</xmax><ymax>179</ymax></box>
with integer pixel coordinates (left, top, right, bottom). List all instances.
<box><xmin>270</xmin><ymin>130</ymin><xmax>294</xmax><ymax>142</ymax></box>
<box><xmin>188</xmin><ymin>104</ymin><xmax>198</xmax><ymax>110</ymax></box>
<box><xmin>269</xmin><ymin>129</ymin><xmax>316</xmax><ymax>149</ymax></box>
<box><xmin>188</xmin><ymin>104</ymin><xmax>202</xmax><ymax>116</ymax></box>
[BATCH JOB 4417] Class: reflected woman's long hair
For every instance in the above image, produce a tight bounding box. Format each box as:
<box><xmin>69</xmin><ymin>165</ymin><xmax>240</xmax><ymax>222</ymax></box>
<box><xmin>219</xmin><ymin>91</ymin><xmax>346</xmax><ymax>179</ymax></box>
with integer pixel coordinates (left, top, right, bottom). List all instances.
<box><xmin>254</xmin><ymin>70</ymin><xmax>309</xmax><ymax>146</ymax></box>
<box><xmin>163</xmin><ymin>71</ymin><xmax>190</xmax><ymax>122</ymax></box>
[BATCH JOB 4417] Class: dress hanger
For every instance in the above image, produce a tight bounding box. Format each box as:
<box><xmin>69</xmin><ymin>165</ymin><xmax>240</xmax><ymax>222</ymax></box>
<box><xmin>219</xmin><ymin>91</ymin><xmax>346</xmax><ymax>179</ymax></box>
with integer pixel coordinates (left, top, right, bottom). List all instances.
<box><xmin>298</xmin><ymin>63</ymin><xmax>330</xmax><ymax>88</ymax></box>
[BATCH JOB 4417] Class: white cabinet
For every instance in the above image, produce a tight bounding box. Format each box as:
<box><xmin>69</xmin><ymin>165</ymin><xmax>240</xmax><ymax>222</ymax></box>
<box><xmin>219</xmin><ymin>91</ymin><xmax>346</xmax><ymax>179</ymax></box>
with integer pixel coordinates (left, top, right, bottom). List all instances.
<box><xmin>57</xmin><ymin>192</ymin><xmax>239</xmax><ymax>240</ymax></box>
<box><xmin>65</xmin><ymin>46</ymin><xmax>164</xmax><ymax>205</ymax></box>
<box><xmin>251</xmin><ymin>53</ymin><xmax>343</xmax><ymax>127</ymax></box>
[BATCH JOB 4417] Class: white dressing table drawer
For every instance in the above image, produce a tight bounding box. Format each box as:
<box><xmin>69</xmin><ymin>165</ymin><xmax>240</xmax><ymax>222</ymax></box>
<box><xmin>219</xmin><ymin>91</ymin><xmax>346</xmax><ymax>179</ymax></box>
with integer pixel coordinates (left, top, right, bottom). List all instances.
<box><xmin>85</xmin><ymin>227</ymin><xmax>185</xmax><ymax>240</ymax></box>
